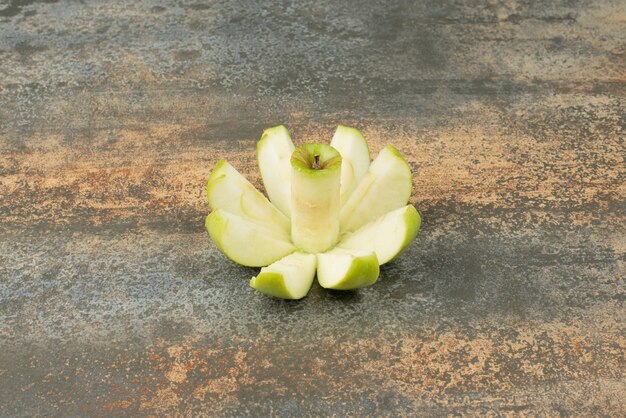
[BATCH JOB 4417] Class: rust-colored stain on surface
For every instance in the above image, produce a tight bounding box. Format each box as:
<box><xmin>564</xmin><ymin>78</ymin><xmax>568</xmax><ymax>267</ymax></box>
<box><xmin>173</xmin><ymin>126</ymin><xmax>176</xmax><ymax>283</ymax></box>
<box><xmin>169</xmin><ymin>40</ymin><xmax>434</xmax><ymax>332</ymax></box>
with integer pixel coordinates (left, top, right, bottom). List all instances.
<box><xmin>0</xmin><ymin>0</ymin><xmax>624</xmax><ymax>416</ymax></box>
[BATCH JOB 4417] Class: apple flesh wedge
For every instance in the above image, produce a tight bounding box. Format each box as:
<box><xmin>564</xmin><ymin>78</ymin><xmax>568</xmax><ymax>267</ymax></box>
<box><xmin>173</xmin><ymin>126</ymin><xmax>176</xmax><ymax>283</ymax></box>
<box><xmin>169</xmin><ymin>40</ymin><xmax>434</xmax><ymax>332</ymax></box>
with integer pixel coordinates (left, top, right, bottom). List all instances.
<box><xmin>330</xmin><ymin>125</ymin><xmax>370</xmax><ymax>206</ymax></box>
<box><xmin>206</xmin><ymin>160</ymin><xmax>290</xmax><ymax>235</ymax></box>
<box><xmin>206</xmin><ymin>209</ymin><xmax>295</xmax><ymax>267</ymax></box>
<box><xmin>250</xmin><ymin>252</ymin><xmax>316</xmax><ymax>299</ymax></box>
<box><xmin>290</xmin><ymin>143</ymin><xmax>342</xmax><ymax>253</ymax></box>
<box><xmin>317</xmin><ymin>249</ymin><xmax>379</xmax><ymax>290</ymax></box>
<box><xmin>340</xmin><ymin>145</ymin><xmax>412</xmax><ymax>233</ymax></box>
<box><xmin>338</xmin><ymin>205</ymin><xmax>421</xmax><ymax>265</ymax></box>
<box><xmin>257</xmin><ymin>125</ymin><xmax>295</xmax><ymax>218</ymax></box>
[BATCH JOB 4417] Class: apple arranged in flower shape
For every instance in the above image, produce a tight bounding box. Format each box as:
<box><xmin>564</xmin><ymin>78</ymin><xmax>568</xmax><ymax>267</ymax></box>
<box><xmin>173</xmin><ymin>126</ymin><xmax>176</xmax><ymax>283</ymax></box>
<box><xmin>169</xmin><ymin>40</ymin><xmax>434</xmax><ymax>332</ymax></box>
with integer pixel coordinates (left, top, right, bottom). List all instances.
<box><xmin>206</xmin><ymin>125</ymin><xmax>421</xmax><ymax>299</ymax></box>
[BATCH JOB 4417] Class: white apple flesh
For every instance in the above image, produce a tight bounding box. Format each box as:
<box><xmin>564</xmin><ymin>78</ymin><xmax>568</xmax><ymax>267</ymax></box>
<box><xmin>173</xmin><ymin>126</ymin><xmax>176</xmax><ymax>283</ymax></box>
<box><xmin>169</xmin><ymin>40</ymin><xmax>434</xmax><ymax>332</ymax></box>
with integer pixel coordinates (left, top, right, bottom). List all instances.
<box><xmin>290</xmin><ymin>143</ymin><xmax>342</xmax><ymax>254</ymax></box>
<box><xmin>338</xmin><ymin>205</ymin><xmax>421</xmax><ymax>265</ymax></box>
<box><xmin>256</xmin><ymin>125</ymin><xmax>295</xmax><ymax>218</ymax></box>
<box><xmin>340</xmin><ymin>145</ymin><xmax>412</xmax><ymax>233</ymax></box>
<box><xmin>206</xmin><ymin>160</ymin><xmax>290</xmax><ymax>235</ymax></box>
<box><xmin>330</xmin><ymin>125</ymin><xmax>370</xmax><ymax>206</ymax></box>
<box><xmin>250</xmin><ymin>252</ymin><xmax>316</xmax><ymax>299</ymax></box>
<box><xmin>206</xmin><ymin>209</ymin><xmax>295</xmax><ymax>267</ymax></box>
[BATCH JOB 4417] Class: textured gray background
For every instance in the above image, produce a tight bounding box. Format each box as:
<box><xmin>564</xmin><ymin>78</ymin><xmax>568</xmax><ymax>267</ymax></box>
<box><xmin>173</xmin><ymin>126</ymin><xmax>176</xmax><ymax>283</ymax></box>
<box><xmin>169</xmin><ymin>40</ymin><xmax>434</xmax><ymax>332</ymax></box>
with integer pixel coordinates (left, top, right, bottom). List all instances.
<box><xmin>0</xmin><ymin>0</ymin><xmax>624</xmax><ymax>415</ymax></box>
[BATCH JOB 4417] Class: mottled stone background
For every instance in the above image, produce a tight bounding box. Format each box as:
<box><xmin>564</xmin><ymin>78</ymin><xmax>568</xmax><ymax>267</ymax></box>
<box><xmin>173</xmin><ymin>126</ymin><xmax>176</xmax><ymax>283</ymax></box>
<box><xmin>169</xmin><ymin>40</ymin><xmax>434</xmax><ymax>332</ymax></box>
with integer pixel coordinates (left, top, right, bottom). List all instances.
<box><xmin>0</xmin><ymin>0</ymin><xmax>624</xmax><ymax>416</ymax></box>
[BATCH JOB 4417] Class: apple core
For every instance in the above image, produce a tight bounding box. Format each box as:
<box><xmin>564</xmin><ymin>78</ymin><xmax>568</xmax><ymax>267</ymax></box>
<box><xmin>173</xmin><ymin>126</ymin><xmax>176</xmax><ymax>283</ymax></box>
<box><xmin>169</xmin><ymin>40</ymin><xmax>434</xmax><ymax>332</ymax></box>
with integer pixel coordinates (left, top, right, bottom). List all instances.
<box><xmin>290</xmin><ymin>143</ymin><xmax>342</xmax><ymax>253</ymax></box>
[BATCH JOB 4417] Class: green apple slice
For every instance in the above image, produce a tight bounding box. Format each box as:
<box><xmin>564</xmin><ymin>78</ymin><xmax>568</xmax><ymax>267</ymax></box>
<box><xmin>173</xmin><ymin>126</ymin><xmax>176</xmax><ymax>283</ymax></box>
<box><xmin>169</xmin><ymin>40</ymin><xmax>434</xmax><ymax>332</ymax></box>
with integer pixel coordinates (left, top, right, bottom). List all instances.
<box><xmin>317</xmin><ymin>249</ymin><xmax>379</xmax><ymax>290</ymax></box>
<box><xmin>250</xmin><ymin>252</ymin><xmax>316</xmax><ymax>299</ymax></box>
<box><xmin>290</xmin><ymin>143</ymin><xmax>342</xmax><ymax>253</ymax></box>
<box><xmin>257</xmin><ymin>125</ymin><xmax>295</xmax><ymax>218</ymax></box>
<box><xmin>206</xmin><ymin>209</ymin><xmax>296</xmax><ymax>267</ymax></box>
<box><xmin>339</xmin><ymin>145</ymin><xmax>412</xmax><ymax>233</ymax></box>
<box><xmin>206</xmin><ymin>160</ymin><xmax>290</xmax><ymax>235</ymax></box>
<box><xmin>337</xmin><ymin>205</ymin><xmax>421</xmax><ymax>265</ymax></box>
<box><xmin>330</xmin><ymin>125</ymin><xmax>370</xmax><ymax>206</ymax></box>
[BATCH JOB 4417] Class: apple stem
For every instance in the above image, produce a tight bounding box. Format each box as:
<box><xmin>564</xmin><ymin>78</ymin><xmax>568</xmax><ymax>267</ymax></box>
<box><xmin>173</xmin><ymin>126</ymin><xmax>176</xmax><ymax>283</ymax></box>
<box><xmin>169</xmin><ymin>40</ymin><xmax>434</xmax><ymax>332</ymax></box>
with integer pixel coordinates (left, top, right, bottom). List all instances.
<box><xmin>313</xmin><ymin>154</ymin><xmax>321</xmax><ymax>169</ymax></box>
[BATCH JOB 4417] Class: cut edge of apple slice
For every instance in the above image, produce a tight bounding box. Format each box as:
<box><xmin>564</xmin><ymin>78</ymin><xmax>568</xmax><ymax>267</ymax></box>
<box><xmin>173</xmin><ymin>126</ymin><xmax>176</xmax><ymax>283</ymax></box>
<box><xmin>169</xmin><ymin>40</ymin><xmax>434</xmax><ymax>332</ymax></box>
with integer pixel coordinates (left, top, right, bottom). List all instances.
<box><xmin>339</xmin><ymin>144</ymin><xmax>412</xmax><ymax>234</ymax></box>
<box><xmin>250</xmin><ymin>252</ymin><xmax>317</xmax><ymax>299</ymax></box>
<box><xmin>330</xmin><ymin>125</ymin><xmax>371</xmax><ymax>206</ymax></box>
<box><xmin>206</xmin><ymin>209</ymin><xmax>296</xmax><ymax>267</ymax></box>
<box><xmin>337</xmin><ymin>205</ymin><xmax>421</xmax><ymax>265</ymax></box>
<box><xmin>206</xmin><ymin>159</ymin><xmax>290</xmax><ymax>235</ymax></box>
<box><xmin>316</xmin><ymin>248</ymin><xmax>379</xmax><ymax>290</ymax></box>
<box><xmin>256</xmin><ymin>125</ymin><xmax>295</xmax><ymax>218</ymax></box>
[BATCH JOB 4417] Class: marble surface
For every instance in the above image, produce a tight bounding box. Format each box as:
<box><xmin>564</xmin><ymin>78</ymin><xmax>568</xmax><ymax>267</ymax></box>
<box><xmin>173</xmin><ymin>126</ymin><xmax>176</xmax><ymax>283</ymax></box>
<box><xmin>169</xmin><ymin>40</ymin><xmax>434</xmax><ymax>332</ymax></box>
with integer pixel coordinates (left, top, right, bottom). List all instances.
<box><xmin>0</xmin><ymin>0</ymin><xmax>624</xmax><ymax>415</ymax></box>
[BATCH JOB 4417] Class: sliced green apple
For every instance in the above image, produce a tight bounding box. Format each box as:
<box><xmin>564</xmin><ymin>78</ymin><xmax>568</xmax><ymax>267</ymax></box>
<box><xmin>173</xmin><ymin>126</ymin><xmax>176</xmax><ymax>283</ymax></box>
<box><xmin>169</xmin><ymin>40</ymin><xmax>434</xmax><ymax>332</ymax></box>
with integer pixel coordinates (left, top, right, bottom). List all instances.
<box><xmin>206</xmin><ymin>209</ymin><xmax>295</xmax><ymax>267</ymax></box>
<box><xmin>330</xmin><ymin>125</ymin><xmax>370</xmax><ymax>206</ymax></box>
<box><xmin>317</xmin><ymin>249</ymin><xmax>379</xmax><ymax>290</ymax></box>
<box><xmin>339</xmin><ymin>145</ymin><xmax>412</xmax><ymax>233</ymax></box>
<box><xmin>257</xmin><ymin>125</ymin><xmax>295</xmax><ymax>218</ymax></box>
<box><xmin>250</xmin><ymin>252</ymin><xmax>316</xmax><ymax>299</ymax></box>
<box><xmin>338</xmin><ymin>205</ymin><xmax>421</xmax><ymax>265</ymax></box>
<box><xmin>206</xmin><ymin>160</ymin><xmax>290</xmax><ymax>235</ymax></box>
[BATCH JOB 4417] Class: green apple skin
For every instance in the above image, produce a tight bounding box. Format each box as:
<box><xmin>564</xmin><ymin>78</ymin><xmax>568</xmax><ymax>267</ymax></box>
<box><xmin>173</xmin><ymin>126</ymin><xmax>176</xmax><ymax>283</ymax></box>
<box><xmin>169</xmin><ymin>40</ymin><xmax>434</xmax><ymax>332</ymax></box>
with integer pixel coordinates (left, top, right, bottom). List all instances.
<box><xmin>338</xmin><ymin>205</ymin><xmax>421</xmax><ymax>265</ymax></box>
<box><xmin>250</xmin><ymin>272</ymin><xmax>294</xmax><ymax>299</ymax></box>
<box><xmin>256</xmin><ymin>125</ymin><xmax>295</xmax><ymax>218</ymax></box>
<box><xmin>317</xmin><ymin>250</ymin><xmax>380</xmax><ymax>290</ymax></box>
<box><xmin>206</xmin><ymin>160</ymin><xmax>290</xmax><ymax>235</ymax></box>
<box><xmin>339</xmin><ymin>145</ymin><xmax>412</xmax><ymax>234</ymax></box>
<box><xmin>250</xmin><ymin>252</ymin><xmax>316</xmax><ymax>299</ymax></box>
<box><xmin>330</xmin><ymin>125</ymin><xmax>371</xmax><ymax>206</ymax></box>
<box><xmin>206</xmin><ymin>209</ymin><xmax>295</xmax><ymax>267</ymax></box>
<box><xmin>290</xmin><ymin>143</ymin><xmax>342</xmax><ymax>254</ymax></box>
